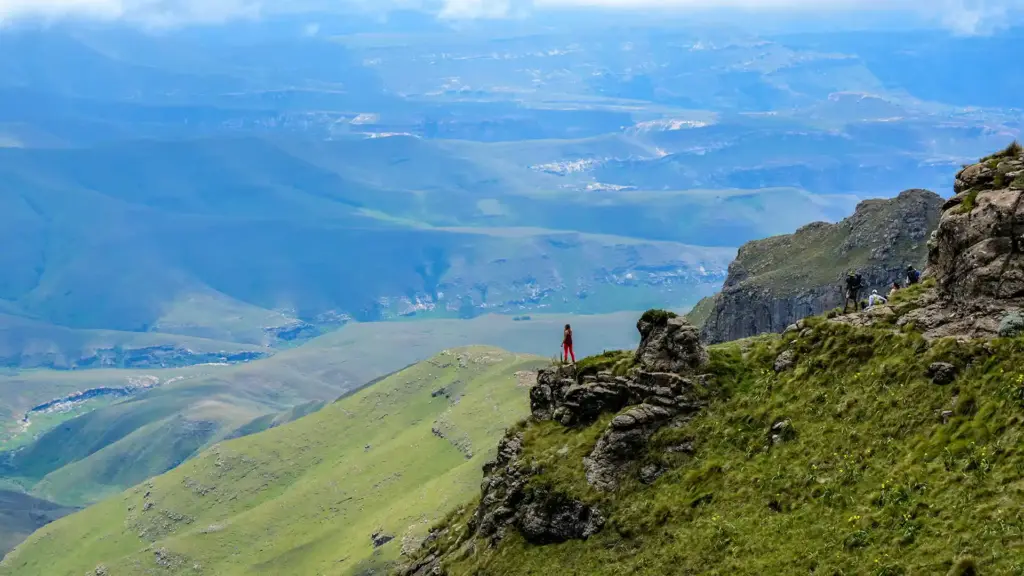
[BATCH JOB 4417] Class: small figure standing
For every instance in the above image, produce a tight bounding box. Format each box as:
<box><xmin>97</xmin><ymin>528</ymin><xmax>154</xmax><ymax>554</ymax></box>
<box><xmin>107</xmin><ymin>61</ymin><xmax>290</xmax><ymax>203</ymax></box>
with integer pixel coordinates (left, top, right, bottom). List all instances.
<box><xmin>906</xmin><ymin>265</ymin><xmax>921</xmax><ymax>286</ymax></box>
<box><xmin>562</xmin><ymin>324</ymin><xmax>575</xmax><ymax>365</ymax></box>
<box><xmin>843</xmin><ymin>272</ymin><xmax>864</xmax><ymax>313</ymax></box>
<box><xmin>889</xmin><ymin>281</ymin><xmax>901</xmax><ymax>297</ymax></box>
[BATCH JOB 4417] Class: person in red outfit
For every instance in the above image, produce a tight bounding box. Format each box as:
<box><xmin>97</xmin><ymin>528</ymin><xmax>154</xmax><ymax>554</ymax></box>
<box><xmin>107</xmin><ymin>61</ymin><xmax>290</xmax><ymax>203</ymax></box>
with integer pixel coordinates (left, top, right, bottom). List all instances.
<box><xmin>562</xmin><ymin>324</ymin><xmax>575</xmax><ymax>364</ymax></box>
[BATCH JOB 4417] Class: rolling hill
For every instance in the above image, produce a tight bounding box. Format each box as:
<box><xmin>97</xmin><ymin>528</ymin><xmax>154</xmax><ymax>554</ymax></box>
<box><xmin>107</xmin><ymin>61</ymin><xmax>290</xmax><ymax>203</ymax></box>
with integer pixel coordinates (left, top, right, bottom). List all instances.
<box><xmin>0</xmin><ymin>346</ymin><xmax>546</xmax><ymax>575</ymax></box>
<box><xmin>0</xmin><ymin>311</ymin><xmax>644</xmax><ymax>508</ymax></box>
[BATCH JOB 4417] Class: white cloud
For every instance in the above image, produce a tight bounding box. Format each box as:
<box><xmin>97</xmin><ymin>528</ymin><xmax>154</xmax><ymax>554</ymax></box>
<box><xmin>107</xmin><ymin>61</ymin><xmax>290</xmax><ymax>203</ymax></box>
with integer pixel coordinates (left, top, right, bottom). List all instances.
<box><xmin>0</xmin><ymin>0</ymin><xmax>1020</xmax><ymax>33</ymax></box>
<box><xmin>0</xmin><ymin>0</ymin><xmax>261</xmax><ymax>26</ymax></box>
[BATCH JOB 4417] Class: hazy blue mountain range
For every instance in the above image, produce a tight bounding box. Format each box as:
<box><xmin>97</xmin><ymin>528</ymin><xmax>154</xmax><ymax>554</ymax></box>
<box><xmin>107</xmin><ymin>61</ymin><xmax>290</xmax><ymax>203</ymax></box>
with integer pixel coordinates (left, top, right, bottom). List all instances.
<box><xmin>0</xmin><ymin>6</ymin><xmax>1021</xmax><ymax>558</ymax></box>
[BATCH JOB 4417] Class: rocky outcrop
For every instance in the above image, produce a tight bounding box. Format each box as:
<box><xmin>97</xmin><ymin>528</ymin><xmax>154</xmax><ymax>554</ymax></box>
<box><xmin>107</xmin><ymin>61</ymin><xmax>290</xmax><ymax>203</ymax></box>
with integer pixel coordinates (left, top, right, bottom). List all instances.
<box><xmin>470</xmin><ymin>432</ymin><xmax>605</xmax><ymax>547</ymax></box>
<box><xmin>399</xmin><ymin>313</ymin><xmax>712</xmax><ymax>576</ymax></box>
<box><xmin>509</xmin><ymin>315</ymin><xmax>712</xmax><ymax>508</ymax></box>
<box><xmin>696</xmin><ymin>189</ymin><xmax>943</xmax><ymax>343</ymax></box>
<box><xmin>635</xmin><ymin>313</ymin><xmax>709</xmax><ymax>373</ymax></box>
<box><xmin>932</xmin><ymin>148</ymin><xmax>1024</xmax><ymax>305</ymax></box>
<box><xmin>830</xmin><ymin>144</ymin><xmax>1024</xmax><ymax>340</ymax></box>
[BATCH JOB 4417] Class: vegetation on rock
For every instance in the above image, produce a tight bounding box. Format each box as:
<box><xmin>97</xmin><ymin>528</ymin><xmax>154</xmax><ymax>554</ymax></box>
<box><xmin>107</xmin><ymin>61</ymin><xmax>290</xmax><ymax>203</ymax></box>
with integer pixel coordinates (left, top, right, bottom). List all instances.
<box><xmin>405</xmin><ymin>314</ymin><xmax>1024</xmax><ymax>575</ymax></box>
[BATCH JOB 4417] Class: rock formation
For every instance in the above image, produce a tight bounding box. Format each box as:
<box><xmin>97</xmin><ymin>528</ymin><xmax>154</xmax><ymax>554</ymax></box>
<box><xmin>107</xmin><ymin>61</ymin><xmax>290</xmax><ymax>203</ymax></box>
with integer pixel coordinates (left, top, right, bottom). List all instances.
<box><xmin>892</xmin><ymin>144</ymin><xmax>1024</xmax><ymax>338</ymax></box>
<box><xmin>400</xmin><ymin>313</ymin><xmax>712</xmax><ymax>576</ymax></box>
<box><xmin>693</xmin><ymin>188</ymin><xmax>943</xmax><ymax>343</ymax></box>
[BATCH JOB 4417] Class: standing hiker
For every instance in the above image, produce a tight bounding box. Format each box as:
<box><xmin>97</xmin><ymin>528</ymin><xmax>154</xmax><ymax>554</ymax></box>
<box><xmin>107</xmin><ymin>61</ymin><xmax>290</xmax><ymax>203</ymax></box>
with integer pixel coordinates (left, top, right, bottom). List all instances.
<box><xmin>843</xmin><ymin>272</ymin><xmax>864</xmax><ymax>313</ymax></box>
<box><xmin>562</xmin><ymin>324</ymin><xmax>575</xmax><ymax>365</ymax></box>
<box><xmin>906</xmin><ymin>265</ymin><xmax>921</xmax><ymax>286</ymax></box>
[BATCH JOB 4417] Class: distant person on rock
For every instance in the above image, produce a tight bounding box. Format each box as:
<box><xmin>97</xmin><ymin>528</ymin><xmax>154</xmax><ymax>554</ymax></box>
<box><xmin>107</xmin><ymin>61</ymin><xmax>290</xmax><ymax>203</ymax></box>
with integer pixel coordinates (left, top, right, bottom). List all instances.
<box><xmin>844</xmin><ymin>272</ymin><xmax>864</xmax><ymax>313</ymax></box>
<box><xmin>562</xmin><ymin>324</ymin><xmax>575</xmax><ymax>365</ymax></box>
<box><xmin>867</xmin><ymin>289</ymin><xmax>887</xmax><ymax>308</ymax></box>
<box><xmin>890</xmin><ymin>281</ymin><xmax>901</xmax><ymax>297</ymax></box>
<box><xmin>906</xmin><ymin>265</ymin><xmax>921</xmax><ymax>286</ymax></box>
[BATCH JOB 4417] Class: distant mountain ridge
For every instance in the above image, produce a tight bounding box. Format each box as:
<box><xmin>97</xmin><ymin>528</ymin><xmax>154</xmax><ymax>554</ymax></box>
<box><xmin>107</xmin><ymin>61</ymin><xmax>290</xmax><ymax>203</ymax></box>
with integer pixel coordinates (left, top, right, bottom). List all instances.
<box><xmin>689</xmin><ymin>188</ymin><xmax>943</xmax><ymax>342</ymax></box>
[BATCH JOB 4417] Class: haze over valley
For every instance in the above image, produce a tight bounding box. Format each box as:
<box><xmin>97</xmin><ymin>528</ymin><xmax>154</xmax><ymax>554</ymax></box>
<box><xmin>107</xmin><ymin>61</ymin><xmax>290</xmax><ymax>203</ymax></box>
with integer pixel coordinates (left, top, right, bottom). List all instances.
<box><xmin>0</xmin><ymin>0</ymin><xmax>1022</xmax><ymax>569</ymax></box>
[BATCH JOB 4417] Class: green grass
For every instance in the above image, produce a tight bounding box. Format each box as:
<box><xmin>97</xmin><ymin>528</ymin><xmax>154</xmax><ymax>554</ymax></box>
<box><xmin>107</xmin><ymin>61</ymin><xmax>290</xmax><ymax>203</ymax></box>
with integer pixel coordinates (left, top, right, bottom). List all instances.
<box><xmin>981</xmin><ymin>140</ymin><xmax>1022</xmax><ymax>162</ymax></box>
<box><xmin>957</xmin><ymin>189</ymin><xmax>980</xmax><ymax>213</ymax></box>
<box><xmin>0</xmin><ymin>311</ymin><xmax>644</xmax><ymax>509</ymax></box>
<box><xmin>0</xmin><ymin>347</ymin><xmax>545</xmax><ymax>576</ymax></box>
<box><xmin>0</xmin><ymin>490</ymin><xmax>77</xmax><ymax>560</ymax></box>
<box><xmin>684</xmin><ymin>295</ymin><xmax>718</xmax><ymax>330</ymax></box>
<box><xmin>713</xmin><ymin>190</ymin><xmax>939</xmax><ymax>297</ymax></box>
<box><xmin>419</xmin><ymin>318</ymin><xmax>1024</xmax><ymax>575</ymax></box>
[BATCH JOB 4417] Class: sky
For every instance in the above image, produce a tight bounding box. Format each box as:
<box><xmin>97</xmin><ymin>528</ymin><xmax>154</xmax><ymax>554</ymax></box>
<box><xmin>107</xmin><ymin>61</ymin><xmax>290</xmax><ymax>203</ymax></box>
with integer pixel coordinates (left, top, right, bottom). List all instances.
<box><xmin>0</xmin><ymin>0</ymin><xmax>1021</xmax><ymax>33</ymax></box>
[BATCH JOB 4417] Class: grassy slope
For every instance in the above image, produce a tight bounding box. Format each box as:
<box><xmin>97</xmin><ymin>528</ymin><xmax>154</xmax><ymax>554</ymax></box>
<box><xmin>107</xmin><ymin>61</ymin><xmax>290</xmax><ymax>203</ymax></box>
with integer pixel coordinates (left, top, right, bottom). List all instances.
<box><xmin>1</xmin><ymin>346</ymin><xmax>547</xmax><ymax>576</ymax></box>
<box><xmin>423</xmin><ymin>318</ymin><xmax>1024</xmax><ymax>575</ymax></box>
<box><xmin>0</xmin><ymin>490</ymin><xmax>76</xmax><ymax>560</ymax></box>
<box><xmin>718</xmin><ymin>192</ymin><xmax>939</xmax><ymax>297</ymax></box>
<box><xmin>0</xmin><ymin>311</ymin><xmax>642</xmax><ymax>506</ymax></box>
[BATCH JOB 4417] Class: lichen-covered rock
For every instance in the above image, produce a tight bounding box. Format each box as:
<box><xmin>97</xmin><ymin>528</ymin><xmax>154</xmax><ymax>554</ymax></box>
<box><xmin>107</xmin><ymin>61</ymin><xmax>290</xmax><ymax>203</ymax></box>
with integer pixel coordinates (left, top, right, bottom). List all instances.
<box><xmin>773</xmin><ymin>350</ymin><xmax>795</xmax><ymax>373</ymax></box>
<box><xmin>584</xmin><ymin>403</ymin><xmax>675</xmax><ymax>491</ymax></box>
<box><xmin>470</xmin><ymin>431</ymin><xmax>604</xmax><ymax>547</ymax></box>
<box><xmin>927</xmin><ymin>362</ymin><xmax>958</xmax><ymax>386</ymax></box>
<box><xmin>999</xmin><ymin>312</ymin><xmax>1024</xmax><ymax>337</ymax></box>
<box><xmin>930</xmin><ymin>187</ymin><xmax>1024</xmax><ymax>303</ymax></box>
<box><xmin>635</xmin><ymin>315</ymin><xmax>709</xmax><ymax>373</ymax></box>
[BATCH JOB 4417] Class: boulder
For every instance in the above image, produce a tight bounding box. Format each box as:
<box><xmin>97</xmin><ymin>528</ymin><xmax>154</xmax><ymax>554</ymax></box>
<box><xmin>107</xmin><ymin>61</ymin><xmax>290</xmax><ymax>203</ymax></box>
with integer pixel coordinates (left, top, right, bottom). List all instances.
<box><xmin>931</xmin><ymin>168</ymin><xmax>1024</xmax><ymax>304</ymax></box>
<box><xmin>927</xmin><ymin>362</ymin><xmax>958</xmax><ymax>386</ymax></box>
<box><xmin>584</xmin><ymin>404</ymin><xmax>676</xmax><ymax>492</ymax></box>
<box><xmin>635</xmin><ymin>314</ymin><xmax>709</xmax><ymax>374</ymax></box>
<box><xmin>773</xmin><ymin>350</ymin><xmax>795</xmax><ymax>373</ymax></box>
<box><xmin>470</xmin><ymin>431</ymin><xmax>603</xmax><ymax>547</ymax></box>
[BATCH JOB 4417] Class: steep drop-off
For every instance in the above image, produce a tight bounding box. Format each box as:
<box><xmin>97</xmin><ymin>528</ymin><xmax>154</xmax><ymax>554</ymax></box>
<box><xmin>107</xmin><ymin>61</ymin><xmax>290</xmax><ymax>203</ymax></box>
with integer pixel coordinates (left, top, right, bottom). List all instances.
<box><xmin>398</xmin><ymin>146</ymin><xmax>1024</xmax><ymax>575</ymax></box>
<box><xmin>691</xmin><ymin>188</ymin><xmax>942</xmax><ymax>343</ymax></box>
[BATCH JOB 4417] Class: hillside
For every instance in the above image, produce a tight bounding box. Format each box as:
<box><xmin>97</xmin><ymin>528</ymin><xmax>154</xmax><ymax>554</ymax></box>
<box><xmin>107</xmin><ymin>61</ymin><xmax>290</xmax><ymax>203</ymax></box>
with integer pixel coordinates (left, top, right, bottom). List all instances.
<box><xmin>690</xmin><ymin>188</ymin><xmax>943</xmax><ymax>343</ymax></box>
<box><xmin>0</xmin><ymin>490</ymin><xmax>76</xmax><ymax>559</ymax></box>
<box><xmin>0</xmin><ymin>311</ymin><xmax>642</xmax><ymax>509</ymax></box>
<box><xmin>387</xmin><ymin>146</ymin><xmax>1024</xmax><ymax>575</ymax></box>
<box><xmin>0</xmin><ymin>347</ymin><xmax>547</xmax><ymax>575</ymax></box>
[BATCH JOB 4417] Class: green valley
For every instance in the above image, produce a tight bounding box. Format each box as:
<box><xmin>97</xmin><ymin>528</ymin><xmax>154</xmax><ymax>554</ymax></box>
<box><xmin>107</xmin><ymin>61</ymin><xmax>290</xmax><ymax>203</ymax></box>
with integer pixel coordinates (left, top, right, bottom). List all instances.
<box><xmin>0</xmin><ymin>311</ymin><xmax>643</xmax><ymax>508</ymax></box>
<box><xmin>1</xmin><ymin>346</ymin><xmax>546</xmax><ymax>576</ymax></box>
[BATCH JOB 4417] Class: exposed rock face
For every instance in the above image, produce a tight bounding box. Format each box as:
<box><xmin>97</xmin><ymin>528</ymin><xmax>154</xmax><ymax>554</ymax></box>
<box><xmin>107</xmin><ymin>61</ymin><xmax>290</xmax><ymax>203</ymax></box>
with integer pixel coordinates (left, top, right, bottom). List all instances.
<box><xmin>471</xmin><ymin>432</ymin><xmax>605</xmax><ymax>546</ymax></box>
<box><xmin>542</xmin><ymin>318</ymin><xmax>711</xmax><ymax>492</ymax></box>
<box><xmin>827</xmin><ymin>145</ymin><xmax>1024</xmax><ymax>340</ymax></box>
<box><xmin>635</xmin><ymin>315</ymin><xmax>709</xmax><ymax>373</ymax></box>
<box><xmin>400</xmin><ymin>313</ymin><xmax>712</xmax><ymax>575</ymax></box>
<box><xmin>932</xmin><ymin>151</ymin><xmax>1024</xmax><ymax>304</ymax></box>
<box><xmin>695</xmin><ymin>189</ymin><xmax>943</xmax><ymax>343</ymax></box>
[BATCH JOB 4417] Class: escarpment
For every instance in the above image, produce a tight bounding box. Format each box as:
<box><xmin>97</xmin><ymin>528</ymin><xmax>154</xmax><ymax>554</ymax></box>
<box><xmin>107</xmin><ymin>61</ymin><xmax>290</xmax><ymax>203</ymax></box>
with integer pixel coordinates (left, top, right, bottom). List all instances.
<box><xmin>694</xmin><ymin>188</ymin><xmax>943</xmax><ymax>343</ymax></box>
<box><xmin>399</xmin><ymin>313</ymin><xmax>714</xmax><ymax>575</ymax></box>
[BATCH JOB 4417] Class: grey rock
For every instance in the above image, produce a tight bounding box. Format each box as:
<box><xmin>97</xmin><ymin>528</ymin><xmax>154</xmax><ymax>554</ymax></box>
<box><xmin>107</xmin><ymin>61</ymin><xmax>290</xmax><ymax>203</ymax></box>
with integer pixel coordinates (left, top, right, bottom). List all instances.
<box><xmin>940</xmin><ymin>410</ymin><xmax>955</xmax><ymax>424</ymax></box>
<box><xmin>931</xmin><ymin>185</ymin><xmax>1024</xmax><ymax>303</ymax></box>
<box><xmin>517</xmin><ymin>494</ymin><xmax>605</xmax><ymax>545</ymax></box>
<box><xmin>699</xmin><ymin>189</ymin><xmax>942</xmax><ymax>343</ymax></box>
<box><xmin>371</xmin><ymin>529</ymin><xmax>395</xmax><ymax>548</ymax></box>
<box><xmin>769</xmin><ymin>419</ymin><xmax>795</xmax><ymax>445</ymax></box>
<box><xmin>470</xmin><ymin>431</ymin><xmax>604</xmax><ymax>547</ymax></box>
<box><xmin>639</xmin><ymin>464</ymin><xmax>665</xmax><ymax>485</ymax></box>
<box><xmin>999</xmin><ymin>312</ymin><xmax>1024</xmax><ymax>338</ymax></box>
<box><xmin>635</xmin><ymin>316</ymin><xmax>709</xmax><ymax>374</ymax></box>
<box><xmin>927</xmin><ymin>362</ymin><xmax>958</xmax><ymax>385</ymax></box>
<box><xmin>585</xmin><ymin>404</ymin><xmax>675</xmax><ymax>491</ymax></box>
<box><xmin>773</xmin><ymin>350</ymin><xmax>795</xmax><ymax>373</ymax></box>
